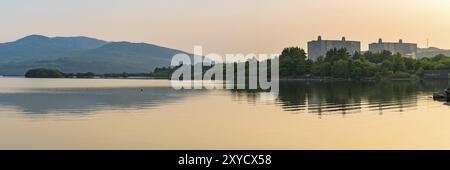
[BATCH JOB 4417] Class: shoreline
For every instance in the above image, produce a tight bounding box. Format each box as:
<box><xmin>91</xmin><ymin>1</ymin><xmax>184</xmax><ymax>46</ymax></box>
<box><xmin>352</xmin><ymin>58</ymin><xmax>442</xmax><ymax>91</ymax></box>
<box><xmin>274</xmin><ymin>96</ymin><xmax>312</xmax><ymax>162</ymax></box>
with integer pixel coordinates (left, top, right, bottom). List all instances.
<box><xmin>1</xmin><ymin>75</ymin><xmax>170</xmax><ymax>80</ymax></box>
<box><xmin>2</xmin><ymin>75</ymin><xmax>428</xmax><ymax>82</ymax></box>
<box><xmin>279</xmin><ymin>77</ymin><xmax>420</xmax><ymax>82</ymax></box>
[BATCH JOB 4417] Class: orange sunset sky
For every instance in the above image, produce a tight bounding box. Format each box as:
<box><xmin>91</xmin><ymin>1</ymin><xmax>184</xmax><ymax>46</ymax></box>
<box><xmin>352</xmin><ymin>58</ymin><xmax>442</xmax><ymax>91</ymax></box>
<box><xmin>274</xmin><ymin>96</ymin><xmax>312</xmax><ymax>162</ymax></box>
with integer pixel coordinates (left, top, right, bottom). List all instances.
<box><xmin>1</xmin><ymin>0</ymin><xmax>450</xmax><ymax>54</ymax></box>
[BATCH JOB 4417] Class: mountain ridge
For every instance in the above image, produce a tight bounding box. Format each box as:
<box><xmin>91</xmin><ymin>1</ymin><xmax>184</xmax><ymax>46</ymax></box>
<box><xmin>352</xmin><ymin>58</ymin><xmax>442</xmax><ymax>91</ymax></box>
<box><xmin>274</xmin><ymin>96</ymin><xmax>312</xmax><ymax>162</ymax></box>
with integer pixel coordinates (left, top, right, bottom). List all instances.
<box><xmin>0</xmin><ymin>35</ymin><xmax>192</xmax><ymax>75</ymax></box>
<box><xmin>417</xmin><ymin>47</ymin><xmax>450</xmax><ymax>59</ymax></box>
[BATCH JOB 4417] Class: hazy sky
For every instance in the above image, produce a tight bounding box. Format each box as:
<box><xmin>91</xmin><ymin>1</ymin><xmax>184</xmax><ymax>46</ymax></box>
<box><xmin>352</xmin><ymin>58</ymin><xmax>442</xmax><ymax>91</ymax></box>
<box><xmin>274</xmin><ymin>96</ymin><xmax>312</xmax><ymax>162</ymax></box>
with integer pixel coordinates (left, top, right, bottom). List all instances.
<box><xmin>1</xmin><ymin>0</ymin><xmax>450</xmax><ymax>54</ymax></box>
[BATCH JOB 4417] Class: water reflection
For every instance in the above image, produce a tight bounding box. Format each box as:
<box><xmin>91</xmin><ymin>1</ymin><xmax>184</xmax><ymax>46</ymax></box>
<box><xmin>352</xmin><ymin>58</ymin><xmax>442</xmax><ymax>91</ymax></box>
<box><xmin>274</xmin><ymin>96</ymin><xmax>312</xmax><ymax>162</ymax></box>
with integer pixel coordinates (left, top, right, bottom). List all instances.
<box><xmin>0</xmin><ymin>87</ymin><xmax>198</xmax><ymax>115</ymax></box>
<box><xmin>0</xmin><ymin>79</ymin><xmax>448</xmax><ymax>118</ymax></box>
<box><xmin>231</xmin><ymin>80</ymin><xmax>449</xmax><ymax>117</ymax></box>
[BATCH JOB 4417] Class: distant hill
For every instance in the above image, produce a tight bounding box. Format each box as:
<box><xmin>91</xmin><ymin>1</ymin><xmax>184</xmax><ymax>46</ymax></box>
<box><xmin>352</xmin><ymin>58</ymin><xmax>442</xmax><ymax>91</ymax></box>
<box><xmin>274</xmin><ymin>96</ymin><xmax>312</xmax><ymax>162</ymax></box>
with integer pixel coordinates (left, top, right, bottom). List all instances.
<box><xmin>417</xmin><ymin>47</ymin><xmax>450</xmax><ymax>59</ymax></box>
<box><xmin>0</xmin><ymin>35</ymin><xmax>107</xmax><ymax>64</ymax></box>
<box><xmin>0</xmin><ymin>35</ymin><xmax>194</xmax><ymax>75</ymax></box>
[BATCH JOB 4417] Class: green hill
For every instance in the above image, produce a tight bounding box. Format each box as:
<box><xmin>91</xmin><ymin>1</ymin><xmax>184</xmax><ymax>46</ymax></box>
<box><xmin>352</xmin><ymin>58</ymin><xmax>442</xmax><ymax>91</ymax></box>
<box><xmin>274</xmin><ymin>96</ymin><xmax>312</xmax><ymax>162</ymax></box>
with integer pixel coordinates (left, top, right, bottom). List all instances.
<box><xmin>0</xmin><ymin>35</ymin><xmax>193</xmax><ymax>75</ymax></box>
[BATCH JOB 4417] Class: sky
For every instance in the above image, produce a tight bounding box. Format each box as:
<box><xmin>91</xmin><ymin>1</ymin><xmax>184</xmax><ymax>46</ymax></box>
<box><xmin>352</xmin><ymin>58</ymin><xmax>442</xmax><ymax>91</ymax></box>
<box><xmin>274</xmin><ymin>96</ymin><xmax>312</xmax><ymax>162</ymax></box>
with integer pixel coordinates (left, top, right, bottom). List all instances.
<box><xmin>1</xmin><ymin>0</ymin><xmax>450</xmax><ymax>54</ymax></box>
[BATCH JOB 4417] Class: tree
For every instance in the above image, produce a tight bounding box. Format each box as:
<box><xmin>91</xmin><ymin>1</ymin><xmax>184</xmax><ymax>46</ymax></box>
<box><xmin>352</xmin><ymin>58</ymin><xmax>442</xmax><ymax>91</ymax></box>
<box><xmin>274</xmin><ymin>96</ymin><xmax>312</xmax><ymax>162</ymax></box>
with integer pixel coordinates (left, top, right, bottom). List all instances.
<box><xmin>352</xmin><ymin>51</ymin><xmax>362</xmax><ymax>60</ymax></box>
<box><xmin>325</xmin><ymin>48</ymin><xmax>350</xmax><ymax>63</ymax></box>
<box><xmin>331</xmin><ymin>59</ymin><xmax>350</xmax><ymax>78</ymax></box>
<box><xmin>391</xmin><ymin>53</ymin><xmax>406</xmax><ymax>73</ymax></box>
<box><xmin>279</xmin><ymin>47</ymin><xmax>307</xmax><ymax>77</ymax></box>
<box><xmin>25</xmin><ymin>68</ymin><xmax>64</xmax><ymax>78</ymax></box>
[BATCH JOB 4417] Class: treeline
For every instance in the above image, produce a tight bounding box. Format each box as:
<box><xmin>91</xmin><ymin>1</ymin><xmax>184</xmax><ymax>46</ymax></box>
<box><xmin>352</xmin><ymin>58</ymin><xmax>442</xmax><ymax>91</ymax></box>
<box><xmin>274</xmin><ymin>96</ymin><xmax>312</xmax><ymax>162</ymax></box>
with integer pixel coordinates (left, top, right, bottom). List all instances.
<box><xmin>151</xmin><ymin>47</ymin><xmax>450</xmax><ymax>80</ymax></box>
<box><xmin>25</xmin><ymin>68</ymin><xmax>151</xmax><ymax>78</ymax></box>
<box><xmin>149</xmin><ymin>60</ymin><xmax>274</xmax><ymax>81</ymax></box>
<box><xmin>25</xmin><ymin>48</ymin><xmax>450</xmax><ymax>80</ymax></box>
<box><xmin>25</xmin><ymin>68</ymin><xmax>65</xmax><ymax>78</ymax></box>
<box><xmin>149</xmin><ymin>66</ymin><xmax>179</xmax><ymax>79</ymax></box>
<box><xmin>280</xmin><ymin>47</ymin><xmax>450</xmax><ymax>80</ymax></box>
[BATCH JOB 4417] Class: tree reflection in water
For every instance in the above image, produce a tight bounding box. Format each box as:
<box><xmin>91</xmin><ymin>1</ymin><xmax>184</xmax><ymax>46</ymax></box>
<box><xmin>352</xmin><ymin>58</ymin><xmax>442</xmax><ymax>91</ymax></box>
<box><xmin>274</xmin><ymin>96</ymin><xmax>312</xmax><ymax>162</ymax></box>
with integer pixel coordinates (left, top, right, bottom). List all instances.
<box><xmin>230</xmin><ymin>80</ymin><xmax>449</xmax><ymax>118</ymax></box>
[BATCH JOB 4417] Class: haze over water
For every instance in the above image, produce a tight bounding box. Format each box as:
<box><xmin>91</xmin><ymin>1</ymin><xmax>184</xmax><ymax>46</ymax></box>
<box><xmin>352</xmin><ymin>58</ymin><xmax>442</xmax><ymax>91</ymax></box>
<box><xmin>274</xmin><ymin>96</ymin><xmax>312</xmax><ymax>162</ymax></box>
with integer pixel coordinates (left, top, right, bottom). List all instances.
<box><xmin>0</xmin><ymin>77</ymin><xmax>449</xmax><ymax>149</ymax></box>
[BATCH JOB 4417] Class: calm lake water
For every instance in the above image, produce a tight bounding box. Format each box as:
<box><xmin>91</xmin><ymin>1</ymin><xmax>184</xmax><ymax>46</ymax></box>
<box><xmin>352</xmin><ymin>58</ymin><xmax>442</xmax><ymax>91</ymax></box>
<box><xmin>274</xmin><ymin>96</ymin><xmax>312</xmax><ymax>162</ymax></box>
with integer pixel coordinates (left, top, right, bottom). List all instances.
<box><xmin>0</xmin><ymin>77</ymin><xmax>450</xmax><ymax>149</ymax></box>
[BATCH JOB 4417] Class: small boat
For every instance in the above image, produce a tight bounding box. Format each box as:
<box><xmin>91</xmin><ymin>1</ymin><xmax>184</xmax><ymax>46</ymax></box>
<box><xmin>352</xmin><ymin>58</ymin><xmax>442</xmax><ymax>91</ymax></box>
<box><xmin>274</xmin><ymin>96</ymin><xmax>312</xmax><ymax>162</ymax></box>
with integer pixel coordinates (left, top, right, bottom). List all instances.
<box><xmin>433</xmin><ymin>93</ymin><xmax>447</xmax><ymax>101</ymax></box>
<box><xmin>433</xmin><ymin>88</ymin><xmax>450</xmax><ymax>103</ymax></box>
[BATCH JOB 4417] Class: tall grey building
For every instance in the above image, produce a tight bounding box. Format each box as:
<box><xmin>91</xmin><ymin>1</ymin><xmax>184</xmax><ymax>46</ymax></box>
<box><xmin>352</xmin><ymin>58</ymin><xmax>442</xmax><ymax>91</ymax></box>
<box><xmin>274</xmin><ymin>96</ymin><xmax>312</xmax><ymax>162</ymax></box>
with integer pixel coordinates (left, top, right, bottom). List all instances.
<box><xmin>307</xmin><ymin>36</ymin><xmax>361</xmax><ymax>60</ymax></box>
<box><xmin>369</xmin><ymin>39</ymin><xmax>417</xmax><ymax>58</ymax></box>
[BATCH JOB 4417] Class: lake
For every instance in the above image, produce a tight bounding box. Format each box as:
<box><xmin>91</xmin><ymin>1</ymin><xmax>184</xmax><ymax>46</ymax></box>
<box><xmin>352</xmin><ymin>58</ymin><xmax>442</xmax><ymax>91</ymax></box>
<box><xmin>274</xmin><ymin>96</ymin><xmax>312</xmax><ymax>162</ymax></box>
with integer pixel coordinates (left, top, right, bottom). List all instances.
<box><xmin>0</xmin><ymin>77</ymin><xmax>449</xmax><ymax>149</ymax></box>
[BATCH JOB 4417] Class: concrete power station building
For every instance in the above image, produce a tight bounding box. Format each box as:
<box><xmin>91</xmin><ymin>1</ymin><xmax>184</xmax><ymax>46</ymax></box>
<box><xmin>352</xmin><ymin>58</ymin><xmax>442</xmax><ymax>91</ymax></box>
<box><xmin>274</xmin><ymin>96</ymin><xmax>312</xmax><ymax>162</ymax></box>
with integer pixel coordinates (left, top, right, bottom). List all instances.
<box><xmin>307</xmin><ymin>36</ymin><xmax>361</xmax><ymax>60</ymax></box>
<box><xmin>369</xmin><ymin>39</ymin><xmax>417</xmax><ymax>58</ymax></box>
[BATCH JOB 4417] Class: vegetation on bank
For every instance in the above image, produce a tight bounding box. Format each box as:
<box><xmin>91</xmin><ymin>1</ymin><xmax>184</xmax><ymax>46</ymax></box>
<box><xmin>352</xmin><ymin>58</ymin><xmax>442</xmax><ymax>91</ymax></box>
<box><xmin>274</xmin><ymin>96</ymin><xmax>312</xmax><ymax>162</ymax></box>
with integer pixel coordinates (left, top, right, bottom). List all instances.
<box><xmin>149</xmin><ymin>66</ymin><xmax>178</xmax><ymax>79</ymax></box>
<box><xmin>279</xmin><ymin>47</ymin><xmax>450</xmax><ymax>80</ymax></box>
<box><xmin>25</xmin><ymin>68</ymin><xmax>65</xmax><ymax>78</ymax></box>
<box><xmin>24</xmin><ymin>48</ymin><xmax>450</xmax><ymax>80</ymax></box>
<box><xmin>25</xmin><ymin>68</ymin><xmax>151</xmax><ymax>78</ymax></box>
<box><xmin>150</xmin><ymin>47</ymin><xmax>450</xmax><ymax>81</ymax></box>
